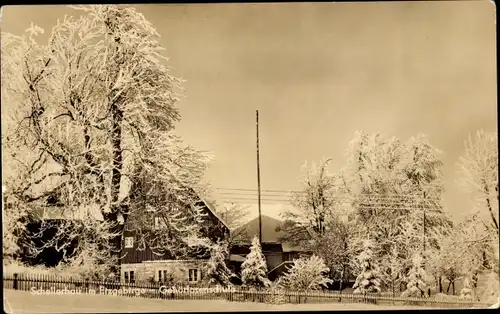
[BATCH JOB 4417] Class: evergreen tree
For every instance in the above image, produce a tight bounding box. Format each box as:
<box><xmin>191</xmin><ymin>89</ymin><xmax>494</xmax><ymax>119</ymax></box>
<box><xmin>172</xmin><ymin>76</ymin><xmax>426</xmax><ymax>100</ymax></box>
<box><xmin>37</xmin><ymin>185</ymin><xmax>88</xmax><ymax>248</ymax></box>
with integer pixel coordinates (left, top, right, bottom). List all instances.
<box><xmin>353</xmin><ymin>239</ymin><xmax>381</xmax><ymax>294</ymax></box>
<box><xmin>241</xmin><ymin>236</ymin><xmax>270</xmax><ymax>288</ymax></box>
<box><xmin>402</xmin><ymin>253</ymin><xmax>429</xmax><ymax>298</ymax></box>
<box><xmin>204</xmin><ymin>241</ymin><xmax>233</xmax><ymax>286</ymax></box>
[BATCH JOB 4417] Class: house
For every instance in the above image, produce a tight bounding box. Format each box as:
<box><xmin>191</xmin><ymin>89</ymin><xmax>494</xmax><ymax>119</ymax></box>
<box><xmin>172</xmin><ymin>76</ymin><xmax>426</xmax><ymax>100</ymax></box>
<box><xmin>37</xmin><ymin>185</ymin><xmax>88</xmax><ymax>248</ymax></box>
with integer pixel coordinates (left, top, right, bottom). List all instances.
<box><xmin>228</xmin><ymin>215</ymin><xmax>311</xmax><ymax>282</ymax></box>
<box><xmin>11</xmin><ymin>188</ymin><xmax>230</xmax><ymax>286</ymax></box>
<box><xmin>120</xmin><ymin>195</ymin><xmax>230</xmax><ymax>285</ymax></box>
<box><xmin>16</xmin><ymin>194</ymin><xmax>101</xmax><ymax>267</ymax></box>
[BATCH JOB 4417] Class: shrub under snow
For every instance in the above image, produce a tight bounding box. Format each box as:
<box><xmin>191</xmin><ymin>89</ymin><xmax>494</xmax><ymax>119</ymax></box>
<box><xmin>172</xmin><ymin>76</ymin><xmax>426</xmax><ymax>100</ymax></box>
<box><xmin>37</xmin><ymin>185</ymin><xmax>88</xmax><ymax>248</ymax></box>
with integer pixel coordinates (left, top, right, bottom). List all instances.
<box><xmin>459</xmin><ymin>277</ymin><xmax>478</xmax><ymax>301</ymax></box>
<box><xmin>204</xmin><ymin>241</ymin><xmax>233</xmax><ymax>286</ymax></box>
<box><xmin>279</xmin><ymin>255</ymin><xmax>332</xmax><ymax>291</ymax></box>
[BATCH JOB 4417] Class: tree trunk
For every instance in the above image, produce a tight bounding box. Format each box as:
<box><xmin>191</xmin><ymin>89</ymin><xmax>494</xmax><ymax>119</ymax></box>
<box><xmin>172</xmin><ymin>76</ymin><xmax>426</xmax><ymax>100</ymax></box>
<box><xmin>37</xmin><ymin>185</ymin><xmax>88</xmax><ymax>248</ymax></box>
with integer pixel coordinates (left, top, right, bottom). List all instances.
<box><xmin>339</xmin><ymin>265</ymin><xmax>345</xmax><ymax>292</ymax></box>
<box><xmin>483</xmin><ymin>183</ymin><xmax>499</xmax><ymax>232</ymax></box>
<box><xmin>392</xmin><ymin>278</ymin><xmax>395</xmax><ymax>297</ymax></box>
<box><xmin>102</xmin><ymin>101</ymin><xmax>125</xmax><ymax>275</ymax></box>
<box><xmin>438</xmin><ymin>277</ymin><xmax>442</xmax><ymax>293</ymax></box>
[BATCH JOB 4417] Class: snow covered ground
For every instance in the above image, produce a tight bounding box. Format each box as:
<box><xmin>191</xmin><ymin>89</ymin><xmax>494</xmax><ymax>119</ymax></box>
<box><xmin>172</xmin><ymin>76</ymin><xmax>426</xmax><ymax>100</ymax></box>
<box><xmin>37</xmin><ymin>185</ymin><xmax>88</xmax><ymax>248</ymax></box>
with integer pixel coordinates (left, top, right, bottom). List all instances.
<box><xmin>4</xmin><ymin>290</ymin><xmax>487</xmax><ymax>313</ymax></box>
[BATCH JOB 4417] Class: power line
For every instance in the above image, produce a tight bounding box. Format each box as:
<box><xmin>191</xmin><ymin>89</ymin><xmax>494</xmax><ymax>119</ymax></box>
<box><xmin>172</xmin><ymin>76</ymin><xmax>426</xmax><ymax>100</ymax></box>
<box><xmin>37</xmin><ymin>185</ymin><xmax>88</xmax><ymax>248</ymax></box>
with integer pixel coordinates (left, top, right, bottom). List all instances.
<box><xmin>220</xmin><ymin>199</ymin><xmax>439</xmax><ymax>210</ymax></box>
<box><xmin>215</xmin><ymin>188</ymin><xmax>442</xmax><ymax>201</ymax></box>
<box><xmin>217</xmin><ymin>187</ymin><xmax>298</xmax><ymax>193</ymax></box>
<box><xmin>218</xmin><ymin>192</ymin><xmax>293</xmax><ymax>197</ymax></box>
<box><xmin>220</xmin><ymin>197</ymin><xmax>291</xmax><ymax>202</ymax></box>
<box><xmin>218</xmin><ymin>195</ymin><xmax>442</xmax><ymax>202</ymax></box>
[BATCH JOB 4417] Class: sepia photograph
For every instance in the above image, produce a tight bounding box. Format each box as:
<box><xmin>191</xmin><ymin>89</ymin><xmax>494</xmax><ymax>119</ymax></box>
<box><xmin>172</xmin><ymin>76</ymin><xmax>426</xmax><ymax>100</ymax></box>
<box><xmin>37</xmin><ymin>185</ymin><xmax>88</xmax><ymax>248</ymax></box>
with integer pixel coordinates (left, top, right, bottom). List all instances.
<box><xmin>1</xmin><ymin>1</ymin><xmax>498</xmax><ymax>312</ymax></box>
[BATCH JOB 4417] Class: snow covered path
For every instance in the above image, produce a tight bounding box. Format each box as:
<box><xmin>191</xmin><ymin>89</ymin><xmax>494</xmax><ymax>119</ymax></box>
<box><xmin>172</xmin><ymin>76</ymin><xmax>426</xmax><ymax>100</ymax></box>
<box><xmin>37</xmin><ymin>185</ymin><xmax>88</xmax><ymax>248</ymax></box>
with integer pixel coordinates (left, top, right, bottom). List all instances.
<box><xmin>4</xmin><ymin>290</ymin><xmax>485</xmax><ymax>313</ymax></box>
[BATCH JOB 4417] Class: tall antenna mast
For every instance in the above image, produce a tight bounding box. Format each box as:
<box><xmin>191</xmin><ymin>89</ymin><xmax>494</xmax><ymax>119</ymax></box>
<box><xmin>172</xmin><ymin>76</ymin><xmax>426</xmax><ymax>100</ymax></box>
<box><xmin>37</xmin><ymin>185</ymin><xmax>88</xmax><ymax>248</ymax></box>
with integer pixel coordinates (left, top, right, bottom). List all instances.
<box><xmin>256</xmin><ymin>110</ymin><xmax>262</xmax><ymax>245</ymax></box>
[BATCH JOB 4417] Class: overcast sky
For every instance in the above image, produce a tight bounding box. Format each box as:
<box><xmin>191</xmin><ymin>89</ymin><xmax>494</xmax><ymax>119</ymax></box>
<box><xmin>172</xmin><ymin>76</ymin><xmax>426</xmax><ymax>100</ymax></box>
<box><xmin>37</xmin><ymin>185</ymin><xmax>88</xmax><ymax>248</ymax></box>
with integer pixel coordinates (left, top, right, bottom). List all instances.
<box><xmin>1</xmin><ymin>2</ymin><xmax>497</xmax><ymax>223</ymax></box>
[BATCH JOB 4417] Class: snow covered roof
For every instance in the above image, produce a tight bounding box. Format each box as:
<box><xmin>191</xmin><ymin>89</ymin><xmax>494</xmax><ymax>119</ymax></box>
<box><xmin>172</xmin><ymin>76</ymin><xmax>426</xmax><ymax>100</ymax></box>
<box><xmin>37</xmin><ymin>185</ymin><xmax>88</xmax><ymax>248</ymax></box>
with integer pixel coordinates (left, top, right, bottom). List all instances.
<box><xmin>229</xmin><ymin>254</ymin><xmax>245</xmax><ymax>262</ymax></box>
<box><xmin>267</xmin><ymin>261</ymin><xmax>294</xmax><ymax>275</ymax></box>
<box><xmin>197</xmin><ymin>195</ymin><xmax>230</xmax><ymax>231</ymax></box>
<box><xmin>30</xmin><ymin>204</ymin><xmax>104</xmax><ymax>221</ymax></box>
<box><xmin>233</xmin><ymin>215</ymin><xmax>287</xmax><ymax>243</ymax></box>
<box><xmin>281</xmin><ymin>242</ymin><xmax>309</xmax><ymax>252</ymax></box>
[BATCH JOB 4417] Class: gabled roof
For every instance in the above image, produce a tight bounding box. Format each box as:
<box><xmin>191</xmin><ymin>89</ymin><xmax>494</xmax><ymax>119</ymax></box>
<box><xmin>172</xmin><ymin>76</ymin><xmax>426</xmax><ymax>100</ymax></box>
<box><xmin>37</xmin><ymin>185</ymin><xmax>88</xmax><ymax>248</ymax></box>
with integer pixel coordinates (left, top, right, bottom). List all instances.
<box><xmin>233</xmin><ymin>215</ymin><xmax>287</xmax><ymax>244</ymax></box>
<box><xmin>197</xmin><ymin>195</ymin><xmax>230</xmax><ymax>231</ymax></box>
<box><xmin>231</xmin><ymin>215</ymin><xmax>309</xmax><ymax>251</ymax></box>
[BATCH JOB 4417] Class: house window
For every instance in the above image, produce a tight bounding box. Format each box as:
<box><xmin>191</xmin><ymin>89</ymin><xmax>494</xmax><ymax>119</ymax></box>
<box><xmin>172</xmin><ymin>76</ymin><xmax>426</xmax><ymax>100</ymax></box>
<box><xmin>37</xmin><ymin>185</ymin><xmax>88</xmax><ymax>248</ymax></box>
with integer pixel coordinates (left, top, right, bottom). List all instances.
<box><xmin>158</xmin><ymin>270</ymin><xmax>168</xmax><ymax>282</ymax></box>
<box><xmin>154</xmin><ymin>216</ymin><xmax>167</xmax><ymax>229</ymax></box>
<box><xmin>124</xmin><ymin>271</ymin><xmax>135</xmax><ymax>283</ymax></box>
<box><xmin>124</xmin><ymin>237</ymin><xmax>134</xmax><ymax>248</ymax></box>
<box><xmin>188</xmin><ymin>269</ymin><xmax>199</xmax><ymax>282</ymax></box>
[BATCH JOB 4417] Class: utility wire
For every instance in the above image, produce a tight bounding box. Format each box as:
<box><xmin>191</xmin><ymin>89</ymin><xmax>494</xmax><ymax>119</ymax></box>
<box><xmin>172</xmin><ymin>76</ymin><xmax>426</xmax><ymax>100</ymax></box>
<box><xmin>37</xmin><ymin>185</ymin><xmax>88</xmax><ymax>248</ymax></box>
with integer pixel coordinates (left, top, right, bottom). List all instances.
<box><xmin>216</xmin><ymin>188</ymin><xmax>442</xmax><ymax>200</ymax></box>
<box><xmin>216</xmin><ymin>187</ymin><xmax>298</xmax><ymax>193</ymax></box>
<box><xmin>218</xmin><ymin>194</ymin><xmax>441</xmax><ymax>202</ymax></box>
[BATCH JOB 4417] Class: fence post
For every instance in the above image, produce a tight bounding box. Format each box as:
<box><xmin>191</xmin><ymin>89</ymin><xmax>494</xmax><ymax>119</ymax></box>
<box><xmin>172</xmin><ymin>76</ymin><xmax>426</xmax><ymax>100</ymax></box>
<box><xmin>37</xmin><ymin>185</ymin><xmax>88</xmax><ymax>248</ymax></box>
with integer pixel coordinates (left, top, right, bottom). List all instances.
<box><xmin>85</xmin><ymin>278</ymin><xmax>89</xmax><ymax>293</ymax></box>
<box><xmin>13</xmin><ymin>273</ymin><xmax>18</xmax><ymax>290</ymax></box>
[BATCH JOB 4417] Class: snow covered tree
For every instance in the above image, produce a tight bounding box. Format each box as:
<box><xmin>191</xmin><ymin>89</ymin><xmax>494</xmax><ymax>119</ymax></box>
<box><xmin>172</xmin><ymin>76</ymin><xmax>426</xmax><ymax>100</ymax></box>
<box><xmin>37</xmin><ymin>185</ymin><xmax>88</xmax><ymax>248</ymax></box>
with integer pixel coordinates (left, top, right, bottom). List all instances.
<box><xmin>279</xmin><ymin>255</ymin><xmax>333</xmax><ymax>291</ymax></box>
<box><xmin>278</xmin><ymin>158</ymin><xmax>342</xmax><ymax>245</ymax></box>
<box><xmin>204</xmin><ymin>241</ymin><xmax>233</xmax><ymax>286</ymax></box>
<box><xmin>277</xmin><ymin>158</ymin><xmax>354</xmax><ymax>286</ymax></box>
<box><xmin>341</xmin><ymin>131</ymin><xmax>452</xmax><ymax>291</ymax></box>
<box><xmin>425</xmin><ymin>247</ymin><xmax>446</xmax><ymax>293</ymax></box>
<box><xmin>457</xmin><ymin>130</ymin><xmax>499</xmax><ymax>276</ymax></box>
<box><xmin>401</xmin><ymin>134</ymin><xmax>453</xmax><ymax>253</ymax></box>
<box><xmin>402</xmin><ymin>253</ymin><xmax>429</xmax><ymax>298</ymax></box>
<box><xmin>352</xmin><ymin>239</ymin><xmax>381</xmax><ymax>294</ymax></box>
<box><xmin>215</xmin><ymin>202</ymin><xmax>252</xmax><ymax>245</ymax></box>
<box><xmin>1</xmin><ymin>5</ymin><xmax>212</xmax><ymax>273</ymax></box>
<box><xmin>381</xmin><ymin>245</ymin><xmax>403</xmax><ymax>295</ymax></box>
<box><xmin>341</xmin><ymin>132</ymin><xmax>410</xmax><ymax>257</ymax></box>
<box><xmin>309</xmin><ymin>218</ymin><xmax>353</xmax><ymax>289</ymax></box>
<box><xmin>457</xmin><ymin>130</ymin><xmax>498</xmax><ymax>233</ymax></box>
<box><xmin>2</xmin><ymin>188</ymin><xmax>28</xmax><ymax>261</ymax></box>
<box><xmin>241</xmin><ymin>236</ymin><xmax>270</xmax><ymax>288</ymax></box>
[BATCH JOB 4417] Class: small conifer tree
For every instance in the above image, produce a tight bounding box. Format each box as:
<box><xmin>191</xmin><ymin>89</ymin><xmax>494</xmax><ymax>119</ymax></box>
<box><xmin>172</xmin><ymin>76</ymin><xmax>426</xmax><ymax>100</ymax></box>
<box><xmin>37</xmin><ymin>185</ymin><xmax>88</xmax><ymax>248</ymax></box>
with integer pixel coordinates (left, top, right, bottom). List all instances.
<box><xmin>353</xmin><ymin>239</ymin><xmax>381</xmax><ymax>294</ymax></box>
<box><xmin>241</xmin><ymin>236</ymin><xmax>270</xmax><ymax>288</ymax></box>
<box><xmin>402</xmin><ymin>253</ymin><xmax>429</xmax><ymax>298</ymax></box>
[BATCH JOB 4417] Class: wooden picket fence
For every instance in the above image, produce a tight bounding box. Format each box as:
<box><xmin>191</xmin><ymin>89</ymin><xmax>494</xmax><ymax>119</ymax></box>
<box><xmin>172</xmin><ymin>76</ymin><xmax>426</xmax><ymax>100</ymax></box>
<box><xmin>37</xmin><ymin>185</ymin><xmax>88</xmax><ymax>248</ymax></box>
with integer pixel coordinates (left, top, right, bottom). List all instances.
<box><xmin>2</xmin><ymin>272</ymin><xmax>491</xmax><ymax>308</ymax></box>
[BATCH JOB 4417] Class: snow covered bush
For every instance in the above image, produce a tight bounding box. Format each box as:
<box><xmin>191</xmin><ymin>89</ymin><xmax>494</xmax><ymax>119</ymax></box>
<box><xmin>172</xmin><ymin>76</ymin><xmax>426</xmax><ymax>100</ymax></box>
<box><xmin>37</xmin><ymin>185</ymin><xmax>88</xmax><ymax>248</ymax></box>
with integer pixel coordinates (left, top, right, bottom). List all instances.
<box><xmin>3</xmin><ymin>260</ymin><xmax>94</xmax><ymax>280</ymax></box>
<box><xmin>402</xmin><ymin>253</ymin><xmax>428</xmax><ymax>298</ymax></box>
<box><xmin>279</xmin><ymin>255</ymin><xmax>332</xmax><ymax>291</ymax></box>
<box><xmin>433</xmin><ymin>293</ymin><xmax>461</xmax><ymax>302</ymax></box>
<box><xmin>2</xmin><ymin>192</ymin><xmax>29</xmax><ymax>261</ymax></box>
<box><xmin>459</xmin><ymin>277</ymin><xmax>478</xmax><ymax>301</ymax></box>
<box><xmin>204</xmin><ymin>241</ymin><xmax>233</xmax><ymax>286</ymax></box>
<box><xmin>352</xmin><ymin>239</ymin><xmax>381</xmax><ymax>294</ymax></box>
<box><xmin>476</xmin><ymin>271</ymin><xmax>500</xmax><ymax>304</ymax></box>
<box><xmin>241</xmin><ymin>236</ymin><xmax>270</xmax><ymax>288</ymax></box>
<box><xmin>265</xmin><ymin>280</ymin><xmax>287</xmax><ymax>305</ymax></box>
